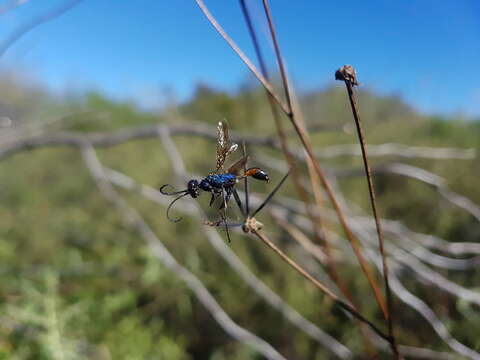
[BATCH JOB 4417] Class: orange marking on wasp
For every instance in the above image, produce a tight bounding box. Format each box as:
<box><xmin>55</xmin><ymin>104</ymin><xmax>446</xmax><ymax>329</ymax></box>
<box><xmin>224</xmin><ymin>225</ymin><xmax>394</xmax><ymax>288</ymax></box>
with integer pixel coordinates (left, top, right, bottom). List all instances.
<box><xmin>244</xmin><ymin>167</ymin><xmax>269</xmax><ymax>182</ymax></box>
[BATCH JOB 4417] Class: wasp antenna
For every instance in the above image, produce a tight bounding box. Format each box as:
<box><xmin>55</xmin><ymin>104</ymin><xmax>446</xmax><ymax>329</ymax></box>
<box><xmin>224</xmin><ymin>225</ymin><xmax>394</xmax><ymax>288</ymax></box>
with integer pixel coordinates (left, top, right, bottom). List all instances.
<box><xmin>160</xmin><ymin>184</ymin><xmax>188</xmax><ymax>196</ymax></box>
<box><xmin>165</xmin><ymin>192</ymin><xmax>189</xmax><ymax>222</ymax></box>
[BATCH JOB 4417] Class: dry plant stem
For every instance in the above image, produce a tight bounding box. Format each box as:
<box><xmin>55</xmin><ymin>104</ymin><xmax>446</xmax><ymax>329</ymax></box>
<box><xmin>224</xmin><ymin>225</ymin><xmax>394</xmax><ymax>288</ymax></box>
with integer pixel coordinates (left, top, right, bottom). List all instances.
<box><xmin>258</xmin><ymin>0</ymin><xmax>387</xmax><ymax>319</ymax></box>
<box><xmin>80</xmin><ymin>143</ymin><xmax>287</xmax><ymax>360</ymax></box>
<box><xmin>261</xmin><ymin>0</ymin><xmax>292</xmax><ymax>113</ymax></box>
<box><xmin>337</xmin><ymin>66</ymin><xmax>397</xmax><ymax>357</ymax></box>
<box><xmin>251</xmin><ymin>230</ymin><xmax>390</xmax><ymax>343</ymax></box>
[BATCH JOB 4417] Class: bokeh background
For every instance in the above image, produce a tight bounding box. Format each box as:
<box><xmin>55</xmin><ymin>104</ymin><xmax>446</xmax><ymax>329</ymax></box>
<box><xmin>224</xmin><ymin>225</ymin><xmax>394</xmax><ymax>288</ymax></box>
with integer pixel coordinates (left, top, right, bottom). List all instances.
<box><xmin>1</xmin><ymin>1</ymin><xmax>480</xmax><ymax>359</ymax></box>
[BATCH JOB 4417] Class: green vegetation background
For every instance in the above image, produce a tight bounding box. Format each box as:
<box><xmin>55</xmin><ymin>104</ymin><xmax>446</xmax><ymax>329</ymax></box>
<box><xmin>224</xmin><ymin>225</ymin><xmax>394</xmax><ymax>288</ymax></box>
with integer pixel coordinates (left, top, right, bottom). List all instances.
<box><xmin>1</xmin><ymin>74</ymin><xmax>479</xmax><ymax>359</ymax></box>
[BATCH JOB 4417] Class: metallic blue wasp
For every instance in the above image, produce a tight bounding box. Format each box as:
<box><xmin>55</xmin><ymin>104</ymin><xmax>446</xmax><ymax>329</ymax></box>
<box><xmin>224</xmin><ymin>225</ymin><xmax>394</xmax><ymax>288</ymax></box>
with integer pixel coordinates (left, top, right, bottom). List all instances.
<box><xmin>160</xmin><ymin>121</ymin><xmax>269</xmax><ymax>241</ymax></box>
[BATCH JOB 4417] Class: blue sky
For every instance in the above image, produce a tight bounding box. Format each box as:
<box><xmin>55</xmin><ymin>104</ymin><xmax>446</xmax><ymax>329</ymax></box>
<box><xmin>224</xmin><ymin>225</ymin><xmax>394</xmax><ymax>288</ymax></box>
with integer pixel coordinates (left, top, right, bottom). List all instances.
<box><xmin>1</xmin><ymin>0</ymin><xmax>480</xmax><ymax>117</ymax></box>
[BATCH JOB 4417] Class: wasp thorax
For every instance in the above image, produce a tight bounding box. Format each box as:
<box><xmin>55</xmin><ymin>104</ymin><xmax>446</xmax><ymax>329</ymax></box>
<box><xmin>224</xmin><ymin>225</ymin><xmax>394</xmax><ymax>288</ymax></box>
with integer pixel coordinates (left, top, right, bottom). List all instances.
<box><xmin>199</xmin><ymin>179</ymin><xmax>212</xmax><ymax>192</ymax></box>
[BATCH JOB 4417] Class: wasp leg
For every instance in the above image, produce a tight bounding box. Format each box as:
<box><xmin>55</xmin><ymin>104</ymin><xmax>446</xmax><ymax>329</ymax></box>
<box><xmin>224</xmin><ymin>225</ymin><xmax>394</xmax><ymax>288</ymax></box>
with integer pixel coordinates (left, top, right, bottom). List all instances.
<box><xmin>225</xmin><ymin>187</ymin><xmax>233</xmax><ymax>203</ymax></box>
<box><xmin>242</xmin><ymin>142</ymin><xmax>250</xmax><ymax>217</ymax></box>
<box><xmin>232</xmin><ymin>188</ymin><xmax>245</xmax><ymax>217</ymax></box>
<box><xmin>219</xmin><ymin>186</ymin><xmax>231</xmax><ymax>210</ymax></box>
<box><xmin>209</xmin><ymin>191</ymin><xmax>218</xmax><ymax>207</ymax></box>
<box><xmin>251</xmin><ymin>171</ymin><xmax>290</xmax><ymax>217</ymax></box>
<box><xmin>221</xmin><ymin>188</ymin><xmax>231</xmax><ymax>243</ymax></box>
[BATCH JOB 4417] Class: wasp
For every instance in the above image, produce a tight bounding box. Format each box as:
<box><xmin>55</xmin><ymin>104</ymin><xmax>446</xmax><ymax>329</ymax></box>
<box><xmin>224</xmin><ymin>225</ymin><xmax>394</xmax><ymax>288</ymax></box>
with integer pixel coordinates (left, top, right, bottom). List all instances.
<box><xmin>160</xmin><ymin>121</ymin><xmax>269</xmax><ymax>241</ymax></box>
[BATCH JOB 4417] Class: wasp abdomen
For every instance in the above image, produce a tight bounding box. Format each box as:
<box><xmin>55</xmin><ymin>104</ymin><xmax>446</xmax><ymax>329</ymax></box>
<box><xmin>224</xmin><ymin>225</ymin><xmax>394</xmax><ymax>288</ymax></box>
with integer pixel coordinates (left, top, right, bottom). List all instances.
<box><xmin>245</xmin><ymin>168</ymin><xmax>269</xmax><ymax>182</ymax></box>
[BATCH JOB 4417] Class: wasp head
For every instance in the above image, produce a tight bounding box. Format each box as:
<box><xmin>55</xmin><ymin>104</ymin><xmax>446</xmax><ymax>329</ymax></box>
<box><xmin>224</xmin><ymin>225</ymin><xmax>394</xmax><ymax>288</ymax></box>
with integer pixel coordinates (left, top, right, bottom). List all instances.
<box><xmin>187</xmin><ymin>179</ymin><xmax>200</xmax><ymax>198</ymax></box>
<box><xmin>159</xmin><ymin>180</ymin><xmax>202</xmax><ymax>222</ymax></box>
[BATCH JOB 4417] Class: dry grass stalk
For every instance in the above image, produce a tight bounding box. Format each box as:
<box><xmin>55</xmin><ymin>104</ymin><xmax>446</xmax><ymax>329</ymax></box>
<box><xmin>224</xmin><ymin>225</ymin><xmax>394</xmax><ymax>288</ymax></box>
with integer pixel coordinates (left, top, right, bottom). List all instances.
<box><xmin>336</xmin><ymin>65</ymin><xmax>399</xmax><ymax>358</ymax></box>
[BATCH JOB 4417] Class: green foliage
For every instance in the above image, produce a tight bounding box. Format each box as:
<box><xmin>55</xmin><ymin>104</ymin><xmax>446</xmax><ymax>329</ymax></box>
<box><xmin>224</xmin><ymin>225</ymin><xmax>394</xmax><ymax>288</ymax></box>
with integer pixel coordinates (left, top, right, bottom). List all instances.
<box><xmin>1</xmin><ymin>75</ymin><xmax>480</xmax><ymax>358</ymax></box>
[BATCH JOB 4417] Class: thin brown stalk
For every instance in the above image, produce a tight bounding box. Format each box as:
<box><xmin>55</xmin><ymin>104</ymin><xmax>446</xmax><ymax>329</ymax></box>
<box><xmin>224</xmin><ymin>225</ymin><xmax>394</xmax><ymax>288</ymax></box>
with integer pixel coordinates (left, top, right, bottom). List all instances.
<box><xmin>261</xmin><ymin>0</ymin><xmax>293</xmax><ymax>113</ymax></box>
<box><xmin>259</xmin><ymin>0</ymin><xmax>388</xmax><ymax>320</ymax></box>
<box><xmin>251</xmin><ymin>229</ymin><xmax>391</xmax><ymax>344</ymax></box>
<box><xmin>336</xmin><ymin>65</ymin><xmax>398</xmax><ymax>358</ymax></box>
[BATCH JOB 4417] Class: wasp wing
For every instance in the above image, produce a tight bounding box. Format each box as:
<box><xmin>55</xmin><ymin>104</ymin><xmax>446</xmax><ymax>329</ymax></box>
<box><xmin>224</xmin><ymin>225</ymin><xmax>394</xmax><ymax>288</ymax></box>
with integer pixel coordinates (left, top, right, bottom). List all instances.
<box><xmin>226</xmin><ymin>155</ymin><xmax>249</xmax><ymax>176</ymax></box>
<box><xmin>215</xmin><ymin>121</ymin><xmax>238</xmax><ymax>173</ymax></box>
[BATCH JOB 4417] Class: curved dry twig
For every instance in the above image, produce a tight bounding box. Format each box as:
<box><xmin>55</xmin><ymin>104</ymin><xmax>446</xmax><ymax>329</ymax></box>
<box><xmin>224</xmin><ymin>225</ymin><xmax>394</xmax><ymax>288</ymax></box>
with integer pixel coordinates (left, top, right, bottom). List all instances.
<box><xmin>389</xmin><ymin>270</ymin><xmax>480</xmax><ymax>360</ymax></box>
<box><xmin>279</xmin><ymin>159</ymin><xmax>480</xmax><ymax>264</ymax></box>
<box><xmin>318</xmin><ymin>177</ymin><xmax>480</xmax><ymax>308</ymax></box>
<box><xmin>315</xmin><ymin>143</ymin><xmax>475</xmax><ymax>160</ymax></box>
<box><xmin>353</xmin><ymin>216</ymin><xmax>480</xmax><ymax>270</ymax></box>
<box><xmin>270</xmin><ymin>200</ymin><xmax>479</xmax><ymax>360</ymax></box>
<box><xmin>339</xmin><ymin>162</ymin><xmax>480</xmax><ymax>222</ymax></box>
<box><xmin>0</xmin><ymin>0</ymin><xmax>84</xmax><ymax>57</ymax></box>
<box><xmin>384</xmin><ymin>163</ymin><xmax>480</xmax><ymax>222</ymax></box>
